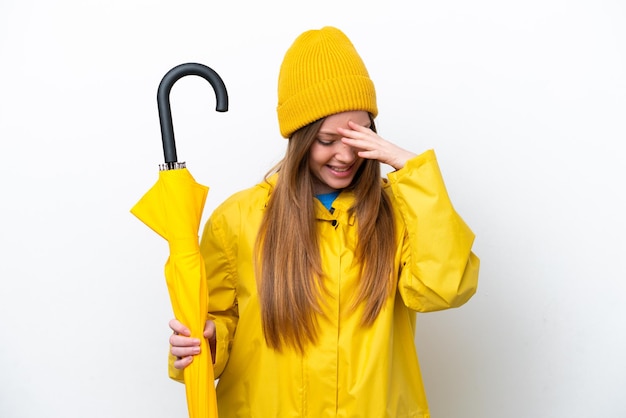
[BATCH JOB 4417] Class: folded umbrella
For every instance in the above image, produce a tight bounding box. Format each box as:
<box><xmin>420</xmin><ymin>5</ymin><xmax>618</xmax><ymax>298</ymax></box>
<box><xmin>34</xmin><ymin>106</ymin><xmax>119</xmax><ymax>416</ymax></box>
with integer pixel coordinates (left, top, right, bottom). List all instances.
<box><xmin>131</xmin><ymin>63</ymin><xmax>228</xmax><ymax>418</ymax></box>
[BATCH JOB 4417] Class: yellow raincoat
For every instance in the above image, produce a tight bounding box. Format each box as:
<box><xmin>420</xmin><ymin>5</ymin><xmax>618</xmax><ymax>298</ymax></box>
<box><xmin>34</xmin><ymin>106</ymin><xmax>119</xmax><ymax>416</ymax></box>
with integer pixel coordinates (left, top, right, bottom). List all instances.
<box><xmin>169</xmin><ymin>149</ymin><xmax>479</xmax><ymax>418</ymax></box>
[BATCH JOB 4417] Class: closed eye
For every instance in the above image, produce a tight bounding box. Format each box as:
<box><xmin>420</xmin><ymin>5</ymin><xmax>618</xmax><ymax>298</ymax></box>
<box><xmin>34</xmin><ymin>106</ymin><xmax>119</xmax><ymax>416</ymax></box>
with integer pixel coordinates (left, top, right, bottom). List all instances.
<box><xmin>316</xmin><ymin>132</ymin><xmax>341</xmax><ymax>146</ymax></box>
<box><xmin>316</xmin><ymin>138</ymin><xmax>335</xmax><ymax>146</ymax></box>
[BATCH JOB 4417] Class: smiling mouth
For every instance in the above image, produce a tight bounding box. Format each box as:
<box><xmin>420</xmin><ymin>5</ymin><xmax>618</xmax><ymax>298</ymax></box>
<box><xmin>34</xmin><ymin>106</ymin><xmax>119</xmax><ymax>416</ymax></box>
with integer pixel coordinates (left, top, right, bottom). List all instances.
<box><xmin>327</xmin><ymin>163</ymin><xmax>355</xmax><ymax>176</ymax></box>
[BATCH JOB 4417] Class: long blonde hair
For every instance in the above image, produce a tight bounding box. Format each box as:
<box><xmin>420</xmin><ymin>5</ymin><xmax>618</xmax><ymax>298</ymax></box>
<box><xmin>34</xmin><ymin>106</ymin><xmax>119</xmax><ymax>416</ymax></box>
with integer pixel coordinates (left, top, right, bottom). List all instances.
<box><xmin>256</xmin><ymin>117</ymin><xmax>396</xmax><ymax>352</ymax></box>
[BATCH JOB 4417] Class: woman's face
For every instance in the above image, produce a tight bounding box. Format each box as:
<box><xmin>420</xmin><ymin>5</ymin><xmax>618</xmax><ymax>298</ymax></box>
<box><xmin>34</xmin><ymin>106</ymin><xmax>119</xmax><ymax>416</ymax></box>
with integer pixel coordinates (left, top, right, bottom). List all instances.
<box><xmin>308</xmin><ymin>110</ymin><xmax>370</xmax><ymax>194</ymax></box>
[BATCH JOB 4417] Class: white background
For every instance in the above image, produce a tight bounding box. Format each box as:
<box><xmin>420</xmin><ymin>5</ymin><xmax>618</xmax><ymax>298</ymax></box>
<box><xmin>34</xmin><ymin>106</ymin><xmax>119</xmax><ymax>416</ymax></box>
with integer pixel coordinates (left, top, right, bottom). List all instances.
<box><xmin>1</xmin><ymin>1</ymin><xmax>625</xmax><ymax>417</ymax></box>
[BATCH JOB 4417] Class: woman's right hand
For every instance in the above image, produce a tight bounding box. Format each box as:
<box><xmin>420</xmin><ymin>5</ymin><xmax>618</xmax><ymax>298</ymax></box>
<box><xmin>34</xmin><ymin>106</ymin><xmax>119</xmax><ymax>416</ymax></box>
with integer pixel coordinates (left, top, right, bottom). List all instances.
<box><xmin>169</xmin><ymin>318</ymin><xmax>216</xmax><ymax>370</ymax></box>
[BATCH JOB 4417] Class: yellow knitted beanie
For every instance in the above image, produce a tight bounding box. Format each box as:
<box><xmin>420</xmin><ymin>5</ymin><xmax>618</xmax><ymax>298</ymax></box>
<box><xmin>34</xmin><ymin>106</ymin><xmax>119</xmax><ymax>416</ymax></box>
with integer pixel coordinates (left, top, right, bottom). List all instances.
<box><xmin>277</xmin><ymin>26</ymin><xmax>378</xmax><ymax>138</ymax></box>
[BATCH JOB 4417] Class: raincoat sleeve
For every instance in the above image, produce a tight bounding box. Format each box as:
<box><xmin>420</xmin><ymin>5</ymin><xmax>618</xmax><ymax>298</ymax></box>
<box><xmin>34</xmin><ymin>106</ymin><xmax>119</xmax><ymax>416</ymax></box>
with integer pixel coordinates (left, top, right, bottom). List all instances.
<box><xmin>168</xmin><ymin>208</ymin><xmax>239</xmax><ymax>382</ymax></box>
<box><xmin>387</xmin><ymin>149</ymin><xmax>480</xmax><ymax>312</ymax></box>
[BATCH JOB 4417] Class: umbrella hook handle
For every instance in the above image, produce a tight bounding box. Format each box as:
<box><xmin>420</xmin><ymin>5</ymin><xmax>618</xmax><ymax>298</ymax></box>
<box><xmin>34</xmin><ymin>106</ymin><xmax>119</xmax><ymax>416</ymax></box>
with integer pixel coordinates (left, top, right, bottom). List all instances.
<box><xmin>157</xmin><ymin>62</ymin><xmax>229</xmax><ymax>166</ymax></box>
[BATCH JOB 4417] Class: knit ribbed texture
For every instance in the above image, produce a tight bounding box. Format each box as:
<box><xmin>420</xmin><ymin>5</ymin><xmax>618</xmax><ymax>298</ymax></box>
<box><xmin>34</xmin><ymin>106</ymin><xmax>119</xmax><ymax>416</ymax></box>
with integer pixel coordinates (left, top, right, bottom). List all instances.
<box><xmin>277</xmin><ymin>26</ymin><xmax>377</xmax><ymax>138</ymax></box>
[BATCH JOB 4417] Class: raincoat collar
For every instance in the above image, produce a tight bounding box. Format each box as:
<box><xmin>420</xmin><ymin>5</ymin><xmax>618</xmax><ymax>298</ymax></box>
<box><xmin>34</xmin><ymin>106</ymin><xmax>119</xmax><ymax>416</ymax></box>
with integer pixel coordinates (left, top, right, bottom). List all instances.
<box><xmin>258</xmin><ymin>172</ymin><xmax>382</xmax><ymax>226</ymax></box>
<box><xmin>318</xmin><ymin>190</ymin><xmax>356</xmax><ymax>225</ymax></box>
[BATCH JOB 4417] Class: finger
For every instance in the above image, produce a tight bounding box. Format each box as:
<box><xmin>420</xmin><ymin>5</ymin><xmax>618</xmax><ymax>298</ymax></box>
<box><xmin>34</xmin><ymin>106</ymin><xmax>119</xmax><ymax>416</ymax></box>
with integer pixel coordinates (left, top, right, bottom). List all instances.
<box><xmin>203</xmin><ymin>320</ymin><xmax>217</xmax><ymax>364</ymax></box>
<box><xmin>341</xmin><ymin>136</ymin><xmax>375</xmax><ymax>152</ymax></box>
<box><xmin>203</xmin><ymin>320</ymin><xmax>216</xmax><ymax>340</ymax></box>
<box><xmin>171</xmin><ymin>344</ymin><xmax>201</xmax><ymax>359</ymax></box>
<box><xmin>169</xmin><ymin>318</ymin><xmax>192</xmax><ymax>337</ymax></box>
<box><xmin>347</xmin><ymin>120</ymin><xmax>374</xmax><ymax>134</ymax></box>
<box><xmin>169</xmin><ymin>332</ymin><xmax>201</xmax><ymax>348</ymax></box>
<box><xmin>337</xmin><ymin>126</ymin><xmax>369</xmax><ymax>142</ymax></box>
<box><xmin>173</xmin><ymin>355</ymin><xmax>194</xmax><ymax>370</ymax></box>
<box><xmin>338</xmin><ymin>129</ymin><xmax>382</xmax><ymax>151</ymax></box>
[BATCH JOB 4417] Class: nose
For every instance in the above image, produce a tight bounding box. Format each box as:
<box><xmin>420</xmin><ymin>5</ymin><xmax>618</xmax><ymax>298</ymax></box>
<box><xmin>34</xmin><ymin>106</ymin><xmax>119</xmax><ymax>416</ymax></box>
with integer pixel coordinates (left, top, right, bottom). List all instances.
<box><xmin>335</xmin><ymin>141</ymin><xmax>356</xmax><ymax>163</ymax></box>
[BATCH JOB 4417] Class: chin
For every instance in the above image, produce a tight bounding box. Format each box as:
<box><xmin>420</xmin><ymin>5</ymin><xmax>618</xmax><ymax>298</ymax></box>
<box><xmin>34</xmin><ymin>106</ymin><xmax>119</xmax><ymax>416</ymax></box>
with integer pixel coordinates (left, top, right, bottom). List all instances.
<box><xmin>325</xmin><ymin>179</ymin><xmax>353</xmax><ymax>191</ymax></box>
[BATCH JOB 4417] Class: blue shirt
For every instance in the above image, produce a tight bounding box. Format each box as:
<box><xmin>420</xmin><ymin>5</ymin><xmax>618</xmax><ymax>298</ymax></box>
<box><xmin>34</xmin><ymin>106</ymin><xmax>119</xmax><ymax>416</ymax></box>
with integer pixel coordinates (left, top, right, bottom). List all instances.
<box><xmin>316</xmin><ymin>191</ymin><xmax>340</xmax><ymax>211</ymax></box>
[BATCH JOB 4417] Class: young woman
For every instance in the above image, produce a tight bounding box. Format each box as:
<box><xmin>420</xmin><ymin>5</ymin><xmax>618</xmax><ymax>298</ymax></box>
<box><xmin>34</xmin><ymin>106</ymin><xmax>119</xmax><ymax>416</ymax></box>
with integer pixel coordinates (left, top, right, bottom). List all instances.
<box><xmin>168</xmin><ymin>26</ymin><xmax>479</xmax><ymax>417</ymax></box>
